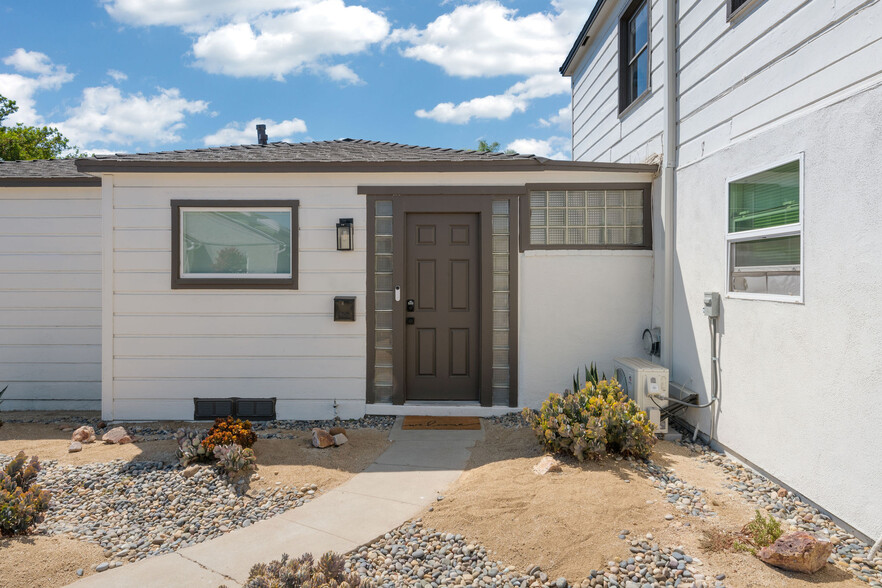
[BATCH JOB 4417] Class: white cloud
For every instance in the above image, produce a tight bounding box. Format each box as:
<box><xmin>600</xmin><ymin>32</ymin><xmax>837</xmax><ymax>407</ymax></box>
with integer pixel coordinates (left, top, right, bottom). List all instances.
<box><xmin>203</xmin><ymin>117</ymin><xmax>307</xmax><ymax>146</ymax></box>
<box><xmin>506</xmin><ymin>136</ymin><xmax>570</xmax><ymax>160</ymax></box>
<box><xmin>53</xmin><ymin>86</ymin><xmax>208</xmax><ymax>147</ymax></box>
<box><xmin>107</xmin><ymin>69</ymin><xmax>128</xmax><ymax>82</ymax></box>
<box><xmin>395</xmin><ymin>0</ymin><xmax>595</xmax><ymax>78</ymax></box>
<box><xmin>103</xmin><ymin>0</ymin><xmax>389</xmax><ymax>82</ymax></box>
<box><xmin>415</xmin><ymin>73</ymin><xmax>569</xmax><ymax>124</ymax></box>
<box><xmin>191</xmin><ymin>2</ymin><xmax>389</xmax><ymax>81</ymax></box>
<box><xmin>539</xmin><ymin>105</ymin><xmax>572</xmax><ymax>130</ymax></box>
<box><xmin>0</xmin><ymin>49</ymin><xmax>74</xmax><ymax>124</ymax></box>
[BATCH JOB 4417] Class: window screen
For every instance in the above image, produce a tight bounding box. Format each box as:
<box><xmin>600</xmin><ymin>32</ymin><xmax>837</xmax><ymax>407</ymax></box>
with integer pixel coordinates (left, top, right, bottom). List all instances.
<box><xmin>528</xmin><ymin>188</ymin><xmax>646</xmax><ymax>247</ymax></box>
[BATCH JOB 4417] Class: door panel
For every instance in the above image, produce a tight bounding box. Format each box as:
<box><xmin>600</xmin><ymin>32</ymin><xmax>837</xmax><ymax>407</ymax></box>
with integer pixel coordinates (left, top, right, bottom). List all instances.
<box><xmin>405</xmin><ymin>213</ymin><xmax>480</xmax><ymax>401</ymax></box>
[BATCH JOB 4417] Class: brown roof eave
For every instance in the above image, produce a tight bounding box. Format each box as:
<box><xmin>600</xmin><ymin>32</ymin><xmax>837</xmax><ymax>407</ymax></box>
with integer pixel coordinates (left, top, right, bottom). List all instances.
<box><xmin>74</xmin><ymin>158</ymin><xmax>657</xmax><ymax>175</ymax></box>
<box><xmin>0</xmin><ymin>176</ymin><xmax>102</xmax><ymax>188</ymax></box>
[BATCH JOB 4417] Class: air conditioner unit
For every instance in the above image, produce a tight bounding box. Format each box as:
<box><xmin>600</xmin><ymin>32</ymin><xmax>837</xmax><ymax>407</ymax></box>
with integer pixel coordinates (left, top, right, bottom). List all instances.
<box><xmin>614</xmin><ymin>357</ymin><xmax>669</xmax><ymax>434</ymax></box>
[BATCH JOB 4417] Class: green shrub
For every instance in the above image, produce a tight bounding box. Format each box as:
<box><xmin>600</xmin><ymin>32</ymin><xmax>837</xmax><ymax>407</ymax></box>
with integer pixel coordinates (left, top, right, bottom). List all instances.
<box><xmin>743</xmin><ymin>510</ymin><xmax>783</xmax><ymax>548</ymax></box>
<box><xmin>201</xmin><ymin>417</ymin><xmax>257</xmax><ymax>454</ymax></box>
<box><xmin>237</xmin><ymin>551</ymin><xmax>374</xmax><ymax>588</ymax></box>
<box><xmin>0</xmin><ymin>451</ymin><xmax>51</xmax><ymax>536</ymax></box>
<box><xmin>213</xmin><ymin>443</ymin><xmax>257</xmax><ymax>478</ymax></box>
<box><xmin>522</xmin><ymin>379</ymin><xmax>657</xmax><ymax>460</ymax></box>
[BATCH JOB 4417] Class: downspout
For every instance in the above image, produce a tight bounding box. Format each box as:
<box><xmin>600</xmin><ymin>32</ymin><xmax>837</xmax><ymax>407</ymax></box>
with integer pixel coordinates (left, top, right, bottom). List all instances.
<box><xmin>661</xmin><ymin>0</ymin><xmax>677</xmax><ymax>370</ymax></box>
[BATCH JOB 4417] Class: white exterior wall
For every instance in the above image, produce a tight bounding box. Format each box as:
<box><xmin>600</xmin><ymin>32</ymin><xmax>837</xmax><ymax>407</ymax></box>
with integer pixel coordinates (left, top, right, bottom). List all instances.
<box><xmin>0</xmin><ymin>186</ymin><xmax>102</xmax><ymax>410</ymax></box>
<box><xmin>518</xmin><ymin>250</ymin><xmax>653</xmax><ymax>408</ymax></box>
<box><xmin>104</xmin><ymin>169</ymin><xmax>655</xmax><ymax>421</ymax></box>
<box><xmin>672</xmin><ymin>83</ymin><xmax>882</xmax><ymax>541</ymax></box>
<box><xmin>571</xmin><ymin>0</ymin><xmax>665</xmax><ymax>164</ymax></box>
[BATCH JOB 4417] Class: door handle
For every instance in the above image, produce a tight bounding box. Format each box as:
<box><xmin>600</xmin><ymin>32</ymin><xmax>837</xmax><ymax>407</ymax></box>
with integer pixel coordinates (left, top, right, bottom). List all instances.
<box><xmin>406</xmin><ymin>299</ymin><xmax>415</xmax><ymax>312</ymax></box>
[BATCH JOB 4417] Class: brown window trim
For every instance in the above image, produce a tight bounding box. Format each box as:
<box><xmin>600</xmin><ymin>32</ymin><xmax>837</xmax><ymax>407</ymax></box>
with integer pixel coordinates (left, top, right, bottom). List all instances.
<box><xmin>170</xmin><ymin>199</ymin><xmax>299</xmax><ymax>290</ymax></box>
<box><xmin>618</xmin><ymin>0</ymin><xmax>651</xmax><ymax>114</ymax></box>
<box><xmin>520</xmin><ymin>183</ymin><xmax>652</xmax><ymax>252</ymax></box>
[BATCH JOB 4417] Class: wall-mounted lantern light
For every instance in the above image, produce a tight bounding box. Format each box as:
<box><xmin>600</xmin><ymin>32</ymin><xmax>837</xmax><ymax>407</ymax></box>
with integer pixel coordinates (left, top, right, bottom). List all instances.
<box><xmin>336</xmin><ymin>218</ymin><xmax>353</xmax><ymax>251</ymax></box>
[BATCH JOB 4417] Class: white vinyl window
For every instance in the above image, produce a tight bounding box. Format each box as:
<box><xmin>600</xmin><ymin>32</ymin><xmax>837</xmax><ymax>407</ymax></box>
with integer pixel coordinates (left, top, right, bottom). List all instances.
<box><xmin>726</xmin><ymin>157</ymin><xmax>803</xmax><ymax>302</ymax></box>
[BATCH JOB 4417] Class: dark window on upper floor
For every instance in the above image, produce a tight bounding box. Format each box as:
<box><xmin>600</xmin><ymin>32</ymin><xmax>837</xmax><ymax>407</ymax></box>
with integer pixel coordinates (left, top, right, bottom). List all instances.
<box><xmin>728</xmin><ymin>0</ymin><xmax>757</xmax><ymax>20</ymax></box>
<box><xmin>619</xmin><ymin>0</ymin><xmax>650</xmax><ymax>113</ymax></box>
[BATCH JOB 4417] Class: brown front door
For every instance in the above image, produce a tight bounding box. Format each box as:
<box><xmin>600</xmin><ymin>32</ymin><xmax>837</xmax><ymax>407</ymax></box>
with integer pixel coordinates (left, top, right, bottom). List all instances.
<box><xmin>405</xmin><ymin>213</ymin><xmax>480</xmax><ymax>401</ymax></box>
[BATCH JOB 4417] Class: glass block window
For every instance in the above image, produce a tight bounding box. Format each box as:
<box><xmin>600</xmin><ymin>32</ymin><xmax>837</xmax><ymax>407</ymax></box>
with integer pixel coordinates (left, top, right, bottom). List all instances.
<box><xmin>373</xmin><ymin>200</ymin><xmax>394</xmax><ymax>403</ymax></box>
<box><xmin>491</xmin><ymin>199</ymin><xmax>511</xmax><ymax>406</ymax></box>
<box><xmin>528</xmin><ymin>188</ymin><xmax>646</xmax><ymax>247</ymax></box>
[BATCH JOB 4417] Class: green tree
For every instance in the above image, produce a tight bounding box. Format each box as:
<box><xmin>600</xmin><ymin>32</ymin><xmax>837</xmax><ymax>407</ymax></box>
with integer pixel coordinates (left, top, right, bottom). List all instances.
<box><xmin>0</xmin><ymin>94</ymin><xmax>79</xmax><ymax>161</ymax></box>
<box><xmin>477</xmin><ymin>139</ymin><xmax>500</xmax><ymax>152</ymax></box>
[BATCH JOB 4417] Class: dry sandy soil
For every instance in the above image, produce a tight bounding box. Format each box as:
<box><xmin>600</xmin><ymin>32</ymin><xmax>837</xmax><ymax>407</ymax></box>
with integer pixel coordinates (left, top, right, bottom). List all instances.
<box><xmin>423</xmin><ymin>423</ymin><xmax>863</xmax><ymax>588</ymax></box>
<box><xmin>0</xmin><ymin>420</ymin><xmax>390</xmax><ymax>588</ymax></box>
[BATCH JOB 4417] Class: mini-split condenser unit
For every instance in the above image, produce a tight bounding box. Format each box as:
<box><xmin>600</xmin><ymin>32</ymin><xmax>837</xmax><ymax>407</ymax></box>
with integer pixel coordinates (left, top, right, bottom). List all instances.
<box><xmin>613</xmin><ymin>357</ymin><xmax>669</xmax><ymax>434</ymax></box>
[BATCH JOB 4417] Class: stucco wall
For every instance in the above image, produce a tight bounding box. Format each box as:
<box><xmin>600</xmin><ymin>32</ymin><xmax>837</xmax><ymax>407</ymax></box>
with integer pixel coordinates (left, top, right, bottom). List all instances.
<box><xmin>0</xmin><ymin>186</ymin><xmax>102</xmax><ymax>410</ymax></box>
<box><xmin>518</xmin><ymin>250</ymin><xmax>654</xmax><ymax>408</ymax></box>
<box><xmin>672</xmin><ymin>83</ymin><xmax>882</xmax><ymax>540</ymax></box>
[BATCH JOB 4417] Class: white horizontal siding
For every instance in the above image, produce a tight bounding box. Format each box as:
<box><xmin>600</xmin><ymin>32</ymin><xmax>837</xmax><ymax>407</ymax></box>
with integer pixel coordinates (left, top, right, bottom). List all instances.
<box><xmin>109</xmin><ymin>182</ymin><xmax>367</xmax><ymax>420</ymax></box>
<box><xmin>677</xmin><ymin>0</ymin><xmax>882</xmax><ymax>167</ymax></box>
<box><xmin>0</xmin><ymin>187</ymin><xmax>102</xmax><ymax>410</ymax></box>
<box><xmin>572</xmin><ymin>0</ymin><xmax>666</xmax><ymax>164</ymax></box>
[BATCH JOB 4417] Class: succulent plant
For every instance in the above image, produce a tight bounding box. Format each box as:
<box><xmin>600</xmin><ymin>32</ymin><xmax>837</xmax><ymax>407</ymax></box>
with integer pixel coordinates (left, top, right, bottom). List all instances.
<box><xmin>242</xmin><ymin>552</ymin><xmax>374</xmax><ymax>588</ymax></box>
<box><xmin>176</xmin><ymin>428</ymin><xmax>209</xmax><ymax>467</ymax></box>
<box><xmin>213</xmin><ymin>443</ymin><xmax>257</xmax><ymax>477</ymax></box>
<box><xmin>1</xmin><ymin>451</ymin><xmax>51</xmax><ymax>536</ymax></box>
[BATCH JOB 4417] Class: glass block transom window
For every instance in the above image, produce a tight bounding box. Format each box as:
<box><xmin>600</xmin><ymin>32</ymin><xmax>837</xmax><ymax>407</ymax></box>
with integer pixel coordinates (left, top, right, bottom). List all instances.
<box><xmin>529</xmin><ymin>189</ymin><xmax>645</xmax><ymax>246</ymax></box>
<box><xmin>491</xmin><ymin>200</ymin><xmax>511</xmax><ymax>406</ymax></box>
<box><xmin>373</xmin><ymin>200</ymin><xmax>394</xmax><ymax>403</ymax></box>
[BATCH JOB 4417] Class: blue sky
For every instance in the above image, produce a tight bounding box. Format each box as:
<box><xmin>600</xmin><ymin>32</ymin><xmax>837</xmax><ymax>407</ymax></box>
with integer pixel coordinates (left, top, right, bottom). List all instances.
<box><xmin>0</xmin><ymin>0</ymin><xmax>596</xmax><ymax>159</ymax></box>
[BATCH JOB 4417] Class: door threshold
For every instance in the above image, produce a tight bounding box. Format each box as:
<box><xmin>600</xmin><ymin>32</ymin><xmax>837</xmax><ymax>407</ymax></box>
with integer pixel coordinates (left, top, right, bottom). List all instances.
<box><xmin>366</xmin><ymin>403</ymin><xmax>517</xmax><ymax>417</ymax></box>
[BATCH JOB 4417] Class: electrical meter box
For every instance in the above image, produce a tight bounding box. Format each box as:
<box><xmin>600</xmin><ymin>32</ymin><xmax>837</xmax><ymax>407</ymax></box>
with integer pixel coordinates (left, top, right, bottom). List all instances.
<box><xmin>703</xmin><ymin>292</ymin><xmax>720</xmax><ymax>317</ymax></box>
<box><xmin>614</xmin><ymin>357</ymin><xmax>670</xmax><ymax>434</ymax></box>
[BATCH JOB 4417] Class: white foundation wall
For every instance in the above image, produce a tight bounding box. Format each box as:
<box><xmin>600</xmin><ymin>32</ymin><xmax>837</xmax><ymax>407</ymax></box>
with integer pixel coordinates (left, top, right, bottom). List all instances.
<box><xmin>0</xmin><ymin>187</ymin><xmax>102</xmax><ymax>410</ymax></box>
<box><xmin>108</xmin><ymin>176</ymin><xmax>367</xmax><ymax>421</ymax></box>
<box><xmin>518</xmin><ymin>250</ymin><xmax>653</xmax><ymax>408</ymax></box>
<box><xmin>671</xmin><ymin>83</ymin><xmax>882</xmax><ymax>540</ymax></box>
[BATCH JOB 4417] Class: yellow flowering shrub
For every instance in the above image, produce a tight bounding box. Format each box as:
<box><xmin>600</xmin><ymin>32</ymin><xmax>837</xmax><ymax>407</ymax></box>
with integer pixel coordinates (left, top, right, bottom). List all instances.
<box><xmin>522</xmin><ymin>379</ymin><xmax>656</xmax><ymax>460</ymax></box>
<box><xmin>201</xmin><ymin>417</ymin><xmax>257</xmax><ymax>454</ymax></box>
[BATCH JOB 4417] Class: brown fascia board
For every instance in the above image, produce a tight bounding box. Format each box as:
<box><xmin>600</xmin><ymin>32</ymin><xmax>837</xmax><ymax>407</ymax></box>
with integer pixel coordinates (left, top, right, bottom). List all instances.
<box><xmin>0</xmin><ymin>176</ymin><xmax>101</xmax><ymax>187</ymax></box>
<box><xmin>75</xmin><ymin>158</ymin><xmax>657</xmax><ymax>175</ymax></box>
<box><xmin>560</xmin><ymin>0</ymin><xmax>610</xmax><ymax>77</ymax></box>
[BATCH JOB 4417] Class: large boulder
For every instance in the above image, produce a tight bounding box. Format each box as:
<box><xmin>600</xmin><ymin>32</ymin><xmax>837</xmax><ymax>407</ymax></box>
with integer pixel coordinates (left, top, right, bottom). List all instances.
<box><xmin>329</xmin><ymin>426</ymin><xmax>347</xmax><ymax>436</ymax></box>
<box><xmin>757</xmin><ymin>531</ymin><xmax>833</xmax><ymax>574</ymax></box>
<box><xmin>72</xmin><ymin>425</ymin><xmax>96</xmax><ymax>443</ymax></box>
<box><xmin>312</xmin><ymin>428</ymin><xmax>334</xmax><ymax>448</ymax></box>
<box><xmin>102</xmin><ymin>426</ymin><xmax>133</xmax><ymax>444</ymax></box>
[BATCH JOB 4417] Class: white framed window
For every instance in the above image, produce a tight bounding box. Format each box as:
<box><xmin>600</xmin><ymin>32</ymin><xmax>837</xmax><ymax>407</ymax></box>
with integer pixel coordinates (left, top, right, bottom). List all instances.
<box><xmin>171</xmin><ymin>199</ymin><xmax>299</xmax><ymax>289</ymax></box>
<box><xmin>726</xmin><ymin>156</ymin><xmax>803</xmax><ymax>302</ymax></box>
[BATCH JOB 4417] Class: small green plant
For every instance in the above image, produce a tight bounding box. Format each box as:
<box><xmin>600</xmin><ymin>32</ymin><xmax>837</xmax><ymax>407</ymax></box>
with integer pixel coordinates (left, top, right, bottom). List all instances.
<box><xmin>213</xmin><ymin>443</ymin><xmax>257</xmax><ymax>478</ymax></box>
<box><xmin>523</xmin><ymin>378</ymin><xmax>656</xmax><ymax>460</ymax></box>
<box><xmin>572</xmin><ymin>362</ymin><xmax>606</xmax><ymax>394</ymax></box>
<box><xmin>202</xmin><ymin>417</ymin><xmax>257</xmax><ymax>454</ymax></box>
<box><xmin>743</xmin><ymin>509</ymin><xmax>783</xmax><ymax>548</ymax></box>
<box><xmin>176</xmin><ymin>428</ymin><xmax>209</xmax><ymax>466</ymax></box>
<box><xmin>0</xmin><ymin>451</ymin><xmax>51</xmax><ymax>536</ymax></box>
<box><xmin>235</xmin><ymin>551</ymin><xmax>375</xmax><ymax>588</ymax></box>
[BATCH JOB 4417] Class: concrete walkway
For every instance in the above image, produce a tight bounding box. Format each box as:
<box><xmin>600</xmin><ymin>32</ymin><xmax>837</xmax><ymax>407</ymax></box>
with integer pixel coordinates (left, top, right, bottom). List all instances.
<box><xmin>67</xmin><ymin>418</ymin><xmax>483</xmax><ymax>588</ymax></box>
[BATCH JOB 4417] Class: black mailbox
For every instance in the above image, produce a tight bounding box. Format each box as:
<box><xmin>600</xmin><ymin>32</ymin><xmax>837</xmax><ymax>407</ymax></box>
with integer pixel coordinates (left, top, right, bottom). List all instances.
<box><xmin>334</xmin><ymin>296</ymin><xmax>356</xmax><ymax>321</ymax></box>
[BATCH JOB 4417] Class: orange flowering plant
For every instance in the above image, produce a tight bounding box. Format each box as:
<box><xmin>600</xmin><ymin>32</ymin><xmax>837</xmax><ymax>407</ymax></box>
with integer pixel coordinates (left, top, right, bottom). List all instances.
<box><xmin>201</xmin><ymin>416</ymin><xmax>257</xmax><ymax>454</ymax></box>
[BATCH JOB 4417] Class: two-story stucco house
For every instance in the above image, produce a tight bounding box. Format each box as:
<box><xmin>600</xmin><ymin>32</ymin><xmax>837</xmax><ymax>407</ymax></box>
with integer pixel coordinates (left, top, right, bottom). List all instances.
<box><xmin>560</xmin><ymin>0</ymin><xmax>881</xmax><ymax>543</ymax></box>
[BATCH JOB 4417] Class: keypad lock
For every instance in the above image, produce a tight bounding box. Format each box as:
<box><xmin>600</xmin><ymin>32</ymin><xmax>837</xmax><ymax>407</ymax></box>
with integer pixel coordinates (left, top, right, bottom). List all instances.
<box><xmin>406</xmin><ymin>299</ymin><xmax>415</xmax><ymax>312</ymax></box>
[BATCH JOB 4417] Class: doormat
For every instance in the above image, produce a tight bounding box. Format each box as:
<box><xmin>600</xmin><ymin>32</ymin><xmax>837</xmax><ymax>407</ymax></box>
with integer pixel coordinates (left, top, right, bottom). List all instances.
<box><xmin>401</xmin><ymin>416</ymin><xmax>481</xmax><ymax>430</ymax></box>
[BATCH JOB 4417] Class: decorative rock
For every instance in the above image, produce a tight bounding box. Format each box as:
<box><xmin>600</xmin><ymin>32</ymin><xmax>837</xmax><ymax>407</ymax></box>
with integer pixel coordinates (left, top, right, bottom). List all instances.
<box><xmin>102</xmin><ymin>426</ymin><xmax>132</xmax><ymax>444</ymax></box>
<box><xmin>329</xmin><ymin>426</ymin><xmax>347</xmax><ymax>436</ymax></box>
<box><xmin>96</xmin><ymin>563</ymin><xmax>109</xmax><ymax>573</ymax></box>
<box><xmin>76</xmin><ymin>569</ymin><xmax>84</xmax><ymax>577</ymax></box>
<box><xmin>72</xmin><ymin>426</ymin><xmax>96</xmax><ymax>443</ymax></box>
<box><xmin>333</xmin><ymin>433</ymin><xmax>348</xmax><ymax>446</ymax></box>
<box><xmin>533</xmin><ymin>455</ymin><xmax>563</xmax><ymax>475</ymax></box>
<box><xmin>312</xmin><ymin>428</ymin><xmax>335</xmax><ymax>448</ymax></box>
<box><xmin>68</xmin><ymin>441</ymin><xmax>83</xmax><ymax>453</ymax></box>
<box><xmin>758</xmin><ymin>531</ymin><xmax>834</xmax><ymax>574</ymax></box>
<box><xmin>181</xmin><ymin>465</ymin><xmax>199</xmax><ymax>478</ymax></box>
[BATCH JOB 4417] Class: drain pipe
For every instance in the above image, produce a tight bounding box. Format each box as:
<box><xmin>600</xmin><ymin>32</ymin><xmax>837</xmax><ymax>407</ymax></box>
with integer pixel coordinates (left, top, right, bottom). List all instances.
<box><xmin>661</xmin><ymin>0</ymin><xmax>677</xmax><ymax>371</ymax></box>
<box><xmin>870</xmin><ymin>534</ymin><xmax>882</xmax><ymax>560</ymax></box>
